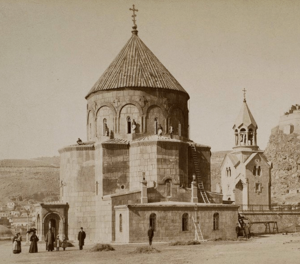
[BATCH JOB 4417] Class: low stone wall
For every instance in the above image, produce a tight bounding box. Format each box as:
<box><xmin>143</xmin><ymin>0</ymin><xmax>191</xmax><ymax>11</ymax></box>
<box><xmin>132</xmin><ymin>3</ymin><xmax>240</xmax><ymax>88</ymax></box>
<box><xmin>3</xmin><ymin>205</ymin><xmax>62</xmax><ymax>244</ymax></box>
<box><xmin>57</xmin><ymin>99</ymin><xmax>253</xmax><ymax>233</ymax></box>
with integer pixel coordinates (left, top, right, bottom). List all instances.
<box><xmin>242</xmin><ymin>211</ymin><xmax>300</xmax><ymax>233</ymax></box>
<box><xmin>115</xmin><ymin>203</ymin><xmax>239</xmax><ymax>243</ymax></box>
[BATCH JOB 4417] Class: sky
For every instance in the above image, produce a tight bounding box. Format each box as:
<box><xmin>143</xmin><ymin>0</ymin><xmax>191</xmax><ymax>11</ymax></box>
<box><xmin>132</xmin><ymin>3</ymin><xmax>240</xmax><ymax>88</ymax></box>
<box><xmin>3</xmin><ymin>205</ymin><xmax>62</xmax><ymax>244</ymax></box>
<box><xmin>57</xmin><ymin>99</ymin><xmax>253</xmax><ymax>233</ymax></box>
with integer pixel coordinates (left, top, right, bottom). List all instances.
<box><xmin>0</xmin><ymin>0</ymin><xmax>299</xmax><ymax>160</ymax></box>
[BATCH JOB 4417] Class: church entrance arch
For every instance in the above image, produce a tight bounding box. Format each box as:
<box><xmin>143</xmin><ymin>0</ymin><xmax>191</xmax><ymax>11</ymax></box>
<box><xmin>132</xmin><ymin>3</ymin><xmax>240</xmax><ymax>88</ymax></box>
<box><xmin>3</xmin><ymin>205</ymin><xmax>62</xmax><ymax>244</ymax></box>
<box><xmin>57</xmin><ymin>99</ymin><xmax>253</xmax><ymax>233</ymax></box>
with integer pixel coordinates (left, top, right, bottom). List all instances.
<box><xmin>43</xmin><ymin>212</ymin><xmax>62</xmax><ymax>239</ymax></box>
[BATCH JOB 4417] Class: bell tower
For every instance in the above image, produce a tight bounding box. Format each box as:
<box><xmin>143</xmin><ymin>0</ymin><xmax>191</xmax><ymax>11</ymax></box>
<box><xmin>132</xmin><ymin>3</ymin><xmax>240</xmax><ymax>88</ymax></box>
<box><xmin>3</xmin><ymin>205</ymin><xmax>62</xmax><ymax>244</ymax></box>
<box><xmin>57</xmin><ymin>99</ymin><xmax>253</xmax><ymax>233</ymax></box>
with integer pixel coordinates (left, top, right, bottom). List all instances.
<box><xmin>232</xmin><ymin>89</ymin><xmax>258</xmax><ymax>151</ymax></box>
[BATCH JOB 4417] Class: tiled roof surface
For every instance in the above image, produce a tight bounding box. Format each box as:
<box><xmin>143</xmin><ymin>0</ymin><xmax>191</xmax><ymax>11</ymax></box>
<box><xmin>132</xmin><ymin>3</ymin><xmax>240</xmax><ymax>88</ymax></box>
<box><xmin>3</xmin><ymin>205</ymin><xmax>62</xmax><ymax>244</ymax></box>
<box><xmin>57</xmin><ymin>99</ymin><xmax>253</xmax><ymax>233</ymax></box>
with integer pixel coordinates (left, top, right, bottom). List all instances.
<box><xmin>233</xmin><ymin>100</ymin><xmax>258</xmax><ymax>129</ymax></box>
<box><xmin>227</xmin><ymin>153</ymin><xmax>240</xmax><ymax>167</ymax></box>
<box><xmin>86</xmin><ymin>33</ymin><xmax>188</xmax><ymax>98</ymax></box>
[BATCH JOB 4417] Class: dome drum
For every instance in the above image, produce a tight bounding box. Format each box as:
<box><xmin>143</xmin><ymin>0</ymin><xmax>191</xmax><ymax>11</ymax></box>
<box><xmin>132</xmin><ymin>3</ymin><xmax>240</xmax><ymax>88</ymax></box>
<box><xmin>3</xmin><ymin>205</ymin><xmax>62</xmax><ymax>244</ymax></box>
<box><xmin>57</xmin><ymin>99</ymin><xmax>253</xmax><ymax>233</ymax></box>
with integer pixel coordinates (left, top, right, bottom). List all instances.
<box><xmin>86</xmin><ymin>87</ymin><xmax>189</xmax><ymax>141</ymax></box>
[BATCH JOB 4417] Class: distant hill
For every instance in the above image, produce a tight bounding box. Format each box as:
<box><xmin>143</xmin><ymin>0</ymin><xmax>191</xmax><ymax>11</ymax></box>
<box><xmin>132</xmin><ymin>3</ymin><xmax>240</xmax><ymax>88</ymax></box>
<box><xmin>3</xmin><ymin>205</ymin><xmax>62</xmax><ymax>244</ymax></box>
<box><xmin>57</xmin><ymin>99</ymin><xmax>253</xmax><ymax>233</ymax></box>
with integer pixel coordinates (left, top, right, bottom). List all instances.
<box><xmin>0</xmin><ymin>156</ymin><xmax>60</xmax><ymax>205</ymax></box>
<box><xmin>0</xmin><ymin>157</ymin><xmax>59</xmax><ymax>168</ymax></box>
<box><xmin>211</xmin><ymin>150</ymin><xmax>230</xmax><ymax>192</ymax></box>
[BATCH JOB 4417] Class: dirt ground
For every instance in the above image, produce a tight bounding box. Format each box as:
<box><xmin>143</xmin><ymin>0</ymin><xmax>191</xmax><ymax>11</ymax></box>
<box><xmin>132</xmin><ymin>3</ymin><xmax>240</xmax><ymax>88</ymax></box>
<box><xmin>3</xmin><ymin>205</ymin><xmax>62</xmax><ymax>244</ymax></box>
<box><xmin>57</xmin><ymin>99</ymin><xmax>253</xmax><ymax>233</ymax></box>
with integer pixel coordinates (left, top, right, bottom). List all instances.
<box><xmin>2</xmin><ymin>234</ymin><xmax>300</xmax><ymax>264</ymax></box>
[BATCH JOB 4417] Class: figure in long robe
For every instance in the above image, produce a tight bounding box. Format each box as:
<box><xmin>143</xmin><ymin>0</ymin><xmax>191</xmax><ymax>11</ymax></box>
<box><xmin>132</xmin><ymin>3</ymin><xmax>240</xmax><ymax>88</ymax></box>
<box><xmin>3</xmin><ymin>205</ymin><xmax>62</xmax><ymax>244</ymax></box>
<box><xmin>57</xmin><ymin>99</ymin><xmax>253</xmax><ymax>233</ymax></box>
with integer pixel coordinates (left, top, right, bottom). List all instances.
<box><xmin>45</xmin><ymin>228</ymin><xmax>55</xmax><ymax>252</ymax></box>
<box><xmin>29</xmin><ymin>231</ymin><xmax>39</xmax><ymax>253</ymax></box>
<box><xmin>148</xmin><ymin>226</ymin><xmax>154</xmax><ymax>246</ymax></box>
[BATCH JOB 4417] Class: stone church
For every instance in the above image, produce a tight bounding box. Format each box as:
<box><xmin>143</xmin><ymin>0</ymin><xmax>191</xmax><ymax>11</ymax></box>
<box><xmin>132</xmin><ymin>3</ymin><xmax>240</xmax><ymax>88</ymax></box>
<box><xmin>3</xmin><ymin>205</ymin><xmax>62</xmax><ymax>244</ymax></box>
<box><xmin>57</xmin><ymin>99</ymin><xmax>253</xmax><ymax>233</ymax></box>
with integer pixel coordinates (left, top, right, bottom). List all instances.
<box><xmin>221</xmin><ymin>96</ymin><xmax>272</xmax><ymax>210</ymax></box>
<box><xmin>35</xmin><ymin>17</ymin><xmax>238</xmax><ymax>243</ymax></box>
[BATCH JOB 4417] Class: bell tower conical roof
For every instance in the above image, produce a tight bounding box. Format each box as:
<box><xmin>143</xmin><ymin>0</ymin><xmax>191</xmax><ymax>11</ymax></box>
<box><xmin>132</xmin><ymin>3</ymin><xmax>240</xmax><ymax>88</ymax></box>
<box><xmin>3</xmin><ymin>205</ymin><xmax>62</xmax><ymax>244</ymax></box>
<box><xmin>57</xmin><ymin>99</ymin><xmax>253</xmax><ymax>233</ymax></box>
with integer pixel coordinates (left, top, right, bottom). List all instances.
<box><xmin>233</xmin><ymin>98</ymin><xmax>257</xmax><ymax>129</ymax></box>
<box><xmin>86</xmin><ymin>27</ymin><xmax>188</xmax><ymax>99</ymax></box>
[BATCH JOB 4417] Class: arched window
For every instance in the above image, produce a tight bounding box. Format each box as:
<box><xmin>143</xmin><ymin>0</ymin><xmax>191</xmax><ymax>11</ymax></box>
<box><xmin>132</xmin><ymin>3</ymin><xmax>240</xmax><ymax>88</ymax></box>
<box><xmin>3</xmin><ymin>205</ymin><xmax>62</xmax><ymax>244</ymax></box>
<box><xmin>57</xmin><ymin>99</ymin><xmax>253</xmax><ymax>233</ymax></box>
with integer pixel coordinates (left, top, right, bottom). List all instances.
<box><xmin>154</xmin><ymin>118</ymin><xmax>158</xmax><ymax>134</ymax></box>
<box><xmin>240</xmin><ymin>128</ymin><xmax>246</xmax><ymax>145</ymax></box>
<box><xmin>182</xmin><ymin>213</ymin><xmax>188</xmax><ymax>231</ymax></box>
<box><xmin>253</xmin><ymin>166</ymin><xmax>257</xmax><ymax>176</ymax></box>
<box><xmin>103</xmin><ymin>118</ymin><xmax>108</xmax><ymax>136</ymax></box>
<box><xmin>255</xmin><ymin>183</ymin><xmax>262</xmax><ymax>193</ymax></box>
<box><xmin>226</xmin><ymin>167</ymin><xmax>231</xmax><ymax>177</ymax></box>
<box><xmin>127</xmin><ymin>116</ymin><xmax>131</xmax><ymax>134</ymax></box>
<box><xmin>257</xmin><ymin>166</ymin><xmax>261</xmax><ymax>176</ymax></box>
<box><xmin>119</xmin><ymin>214</ymin><xmax>122</xmax><ymax>232</ymax></box>
<box><xmin>166</xmin><ymin>179</ymin><xmax>172</xmax><ymax>197</ymax></box>
<box><xmin>248</xmin><ymin>129</ymin><xmax>253</xmax><ymax>145</ymax></box>
<box><xmin>213</xmin><ymin>213</ymin><xmax>219</xmax><ymax>230</ymax></box>
<box><xmin>149</xmin><ymin>213</ymin><xmax>156</xmax><ymax>231</ymax></box>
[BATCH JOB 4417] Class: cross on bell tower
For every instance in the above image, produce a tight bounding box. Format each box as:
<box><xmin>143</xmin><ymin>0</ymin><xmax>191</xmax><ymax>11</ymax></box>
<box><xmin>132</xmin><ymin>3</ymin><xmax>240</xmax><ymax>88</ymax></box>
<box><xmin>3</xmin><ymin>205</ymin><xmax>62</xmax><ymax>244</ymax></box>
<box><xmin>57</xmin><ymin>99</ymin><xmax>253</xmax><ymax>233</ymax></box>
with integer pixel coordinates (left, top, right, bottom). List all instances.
<box><xmin>243</xmin><ymin>88</ymin><xmax>247</xmax><ymax>102</ymax></box>
<box><xmin>129</xmin><ymin>5</ymin><xmax>139</xmax><ymax>35</ymax></box>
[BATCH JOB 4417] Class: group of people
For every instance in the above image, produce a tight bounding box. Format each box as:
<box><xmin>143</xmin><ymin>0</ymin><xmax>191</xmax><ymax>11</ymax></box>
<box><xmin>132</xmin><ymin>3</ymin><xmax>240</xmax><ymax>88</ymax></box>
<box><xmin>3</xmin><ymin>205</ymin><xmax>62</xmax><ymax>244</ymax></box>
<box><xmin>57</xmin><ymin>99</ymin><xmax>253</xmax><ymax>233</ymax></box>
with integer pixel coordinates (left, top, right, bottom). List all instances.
<box><xmin>12</xmin><ymin>229</ymin><xmax>39</xmax><ymax>254</ymax></box>
<box><xmin>45</xmin><ymin>227</ymin><xmax>68</xmax><ymax>251</ymax></box>
<box><xmin>12</xmin><ymin>227</ymin><xmax>87</xmax><ymax>254</ymax></box>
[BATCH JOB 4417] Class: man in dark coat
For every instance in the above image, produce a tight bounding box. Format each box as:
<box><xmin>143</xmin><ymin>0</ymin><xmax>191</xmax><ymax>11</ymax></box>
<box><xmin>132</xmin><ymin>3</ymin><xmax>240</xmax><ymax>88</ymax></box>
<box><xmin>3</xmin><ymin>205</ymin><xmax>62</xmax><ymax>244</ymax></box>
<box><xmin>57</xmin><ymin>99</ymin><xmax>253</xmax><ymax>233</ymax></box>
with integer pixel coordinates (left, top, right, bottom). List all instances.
<box><xmin>45</xmin><ymin>228</ymin><xmax>55</xmax><ymax>251</ymax></box>
<box><xmin>78</xmin><ymin>227</ymin><xmax>86</xmax><ymax>250</ymax></box>
<box><xmin>148</xmin><ymin>226</ymin><xmax>154</xmax><ymax>246</ymax></box>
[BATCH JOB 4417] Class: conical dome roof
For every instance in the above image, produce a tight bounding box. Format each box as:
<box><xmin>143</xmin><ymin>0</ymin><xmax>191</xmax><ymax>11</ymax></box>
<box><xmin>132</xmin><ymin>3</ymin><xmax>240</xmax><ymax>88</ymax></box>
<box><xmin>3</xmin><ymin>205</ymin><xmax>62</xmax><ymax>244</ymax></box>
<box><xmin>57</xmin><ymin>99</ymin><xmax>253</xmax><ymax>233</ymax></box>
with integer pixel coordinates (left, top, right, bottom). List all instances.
<box><xmin>86</xmin><ymin>32</ymin><xmax>188</xmax><ymax>98</ymax></box>
<box><xmin>233</xmin><ymin>99</ymin><xmax>258</xmax><ymax>129</ymax></box>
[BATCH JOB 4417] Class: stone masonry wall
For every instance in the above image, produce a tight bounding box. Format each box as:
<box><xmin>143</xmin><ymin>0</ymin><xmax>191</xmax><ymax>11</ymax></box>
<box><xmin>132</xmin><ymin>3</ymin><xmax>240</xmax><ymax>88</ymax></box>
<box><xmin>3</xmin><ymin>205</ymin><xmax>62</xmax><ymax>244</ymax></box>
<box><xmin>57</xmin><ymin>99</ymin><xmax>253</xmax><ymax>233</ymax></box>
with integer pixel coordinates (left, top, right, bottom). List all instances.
<box><xmin>129</xmin><ymin>141</ymin><xmax>157</xmax><ymax>191</ymax></box>
<box><xmin>242</xmin><ymin>211</ymin><xmax>300</xmax><ymax>233</ymax></box>
<box><xmin>157</xmin><ymin>141</ymin><xmax>188</xmax><ymax>187</ymax></box>
<box><xmin>127</xmin><ymin>205</ymin><xmax>238</xmax><ymax>242</ymax></box>
<box><xmin>59</xmin><ymin>146</ymin><xmax>96</xmax><ymax>242</ymax></box>
<box><xmin>150</xmin><ymin>185</ymin><xmax>193</xmax><ymax>202</ymax></box>
<box><xmin>245</xmin><ymin>154</ymin><xmax>271</xmax><ymax>206</ymax></box>
<box><xmin>279</xmin><ymin>109</ymin><xmax>300</xmax><ymax>134</ymax></box>
<box><xmin>110</xmin><ymin>191</ymin><xmax>141</xmax><ymax>241</ymax></box>
<box><xmin>102</xmin><ymin>143</ymin><xmax>129</xmax><ymax>195</ymax></box>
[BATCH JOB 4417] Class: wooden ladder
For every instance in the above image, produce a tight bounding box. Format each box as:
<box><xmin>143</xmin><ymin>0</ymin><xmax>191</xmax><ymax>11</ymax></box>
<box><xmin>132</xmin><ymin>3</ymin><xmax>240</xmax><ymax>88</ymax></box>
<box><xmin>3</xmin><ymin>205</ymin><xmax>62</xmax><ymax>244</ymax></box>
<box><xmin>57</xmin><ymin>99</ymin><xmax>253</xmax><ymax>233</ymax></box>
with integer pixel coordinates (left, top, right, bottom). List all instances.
<box><xmin>190</xmin><ymin>143</ymin><xmax>210</xmax><ymax>203</ymax></box>
<box><xmin>192</xmin><ymin>216</ymin><xmax>205</xmax><ymax>242</ymax></box>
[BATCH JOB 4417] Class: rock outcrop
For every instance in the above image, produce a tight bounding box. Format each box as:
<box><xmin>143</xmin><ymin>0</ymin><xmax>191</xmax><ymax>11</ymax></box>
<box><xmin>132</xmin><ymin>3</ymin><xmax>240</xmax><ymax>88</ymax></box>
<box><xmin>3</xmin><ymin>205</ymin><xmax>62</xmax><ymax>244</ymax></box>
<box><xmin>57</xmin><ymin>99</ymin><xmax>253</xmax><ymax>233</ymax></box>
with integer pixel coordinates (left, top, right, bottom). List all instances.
<box><xmin>264</xmin><ymin>127</ymin><xmax>300</xmax><ymax>204</ymax></box>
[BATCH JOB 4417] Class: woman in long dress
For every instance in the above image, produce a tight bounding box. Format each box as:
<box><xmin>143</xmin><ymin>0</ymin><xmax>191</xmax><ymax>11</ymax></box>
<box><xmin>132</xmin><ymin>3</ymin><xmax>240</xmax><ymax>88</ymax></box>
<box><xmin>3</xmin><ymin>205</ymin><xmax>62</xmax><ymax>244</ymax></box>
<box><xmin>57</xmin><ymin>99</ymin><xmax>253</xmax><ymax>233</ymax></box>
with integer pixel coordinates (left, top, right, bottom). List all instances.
<box><xmin>12</xmin><ymin>233</ymin><xmax>22</xmax><ymax>254</ymax></box>
<box><xmin>29</xmin><ymin>231</ymin><xmax>39</xmax><ymax>253</ymax></box>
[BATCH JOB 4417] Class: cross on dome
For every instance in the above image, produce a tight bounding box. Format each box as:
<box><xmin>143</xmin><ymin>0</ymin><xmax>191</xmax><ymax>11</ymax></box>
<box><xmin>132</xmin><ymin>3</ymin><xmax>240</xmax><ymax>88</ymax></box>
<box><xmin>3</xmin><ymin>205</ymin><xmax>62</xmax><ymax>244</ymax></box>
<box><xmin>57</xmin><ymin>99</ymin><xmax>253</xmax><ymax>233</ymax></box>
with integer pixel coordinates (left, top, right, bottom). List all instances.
<box><xmin>129</xmin><ymin>5</ymin><xmax>138</xmax><ymax>26</ymax></box>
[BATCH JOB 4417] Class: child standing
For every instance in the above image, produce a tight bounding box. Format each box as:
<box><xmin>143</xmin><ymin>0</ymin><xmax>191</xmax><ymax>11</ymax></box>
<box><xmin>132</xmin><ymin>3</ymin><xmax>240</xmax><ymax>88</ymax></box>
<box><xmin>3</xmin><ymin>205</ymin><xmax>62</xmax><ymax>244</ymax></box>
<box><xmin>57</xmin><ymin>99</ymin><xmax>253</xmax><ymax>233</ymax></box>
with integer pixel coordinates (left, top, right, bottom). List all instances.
<box><xmin>55</xmin><ymin>235</ymin><xmax>61</xmax><ymax>251</ymax></box>
<box><xmin>61</xmin><ymin>236</ymin><xmax>68</xmax><ymax>251</ymax></box>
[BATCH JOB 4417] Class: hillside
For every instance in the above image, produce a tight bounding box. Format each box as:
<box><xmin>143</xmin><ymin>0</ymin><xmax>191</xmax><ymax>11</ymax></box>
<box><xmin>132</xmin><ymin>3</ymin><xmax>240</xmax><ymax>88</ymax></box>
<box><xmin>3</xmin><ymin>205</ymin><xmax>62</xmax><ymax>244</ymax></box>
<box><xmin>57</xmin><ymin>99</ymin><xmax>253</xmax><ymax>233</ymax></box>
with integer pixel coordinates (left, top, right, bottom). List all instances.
<box><xmin>0</xmin><ymin>157</ymin><xmax>60</xmax><ymax>205</ymax></box>
<box><xmin>210</xmin><ymin>150</ymin><xmax>230</xmax><ymax>192</ymax></box>
<box><xmin>264</xmin><ymin>127</ymin><xmax>300</xmax><ymax>204</ymax></box>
